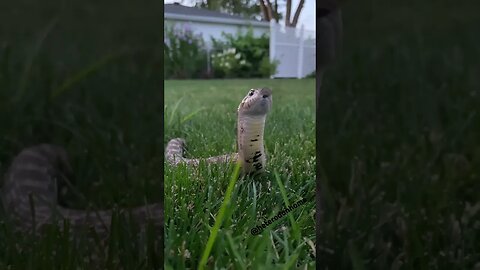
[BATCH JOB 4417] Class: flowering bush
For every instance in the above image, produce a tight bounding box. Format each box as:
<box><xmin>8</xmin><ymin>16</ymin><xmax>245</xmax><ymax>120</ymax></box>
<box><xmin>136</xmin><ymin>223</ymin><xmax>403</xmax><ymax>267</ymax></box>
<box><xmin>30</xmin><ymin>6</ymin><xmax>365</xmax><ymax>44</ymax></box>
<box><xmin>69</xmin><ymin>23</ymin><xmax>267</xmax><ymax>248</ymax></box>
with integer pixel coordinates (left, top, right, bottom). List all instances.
<box><xmin>211</xmin><ymin>28</ymin><xmax>278</xmax><ymax>78</ymax></box>
<box><xmin>211</xmin><ymin>47</ymin><xmax>251</xmax><ymax>78</ymax></box>
<box><xmin>164</xmin><ymin>24</ymin><xmax>208</xmax><ymax>79</ymax></box>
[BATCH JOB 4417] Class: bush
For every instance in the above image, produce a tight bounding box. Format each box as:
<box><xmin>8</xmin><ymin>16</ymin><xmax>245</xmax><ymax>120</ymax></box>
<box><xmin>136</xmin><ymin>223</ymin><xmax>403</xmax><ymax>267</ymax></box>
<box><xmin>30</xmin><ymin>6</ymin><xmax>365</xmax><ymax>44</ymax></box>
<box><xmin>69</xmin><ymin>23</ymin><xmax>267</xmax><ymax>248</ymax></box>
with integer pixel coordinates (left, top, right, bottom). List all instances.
<box><xmin>211</xmin><ymin>47</ymin><xmax>250</xmax><ymax>78</ymax></box>
<box><xmin>259</xmin><ymin>55</ymin><xmax>279</xmax><ymax>78</ymax></box>
<box><xmin>305</xmin><ymin>70</ymin><xmax>316</xmax><ymax>78</ymax></box>
<box><xmin>211</xmin><ymin>28</ymin><xmax>277</xmax><ymax>78</ymax></box>
<box><xmin>164</xmin><ymin>24</ymin><xmax>208</xmax><ymax>79</ymax></box>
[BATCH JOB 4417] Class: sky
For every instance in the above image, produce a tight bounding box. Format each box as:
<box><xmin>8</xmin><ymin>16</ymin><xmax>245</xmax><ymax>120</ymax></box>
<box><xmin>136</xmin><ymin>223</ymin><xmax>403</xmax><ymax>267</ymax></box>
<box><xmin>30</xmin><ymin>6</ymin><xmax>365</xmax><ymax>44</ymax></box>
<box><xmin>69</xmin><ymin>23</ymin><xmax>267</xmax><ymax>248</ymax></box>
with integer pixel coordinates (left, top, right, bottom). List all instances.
<box><xmin>164</xmin><ymin>0</ymin><xmax>316</xmax><ymax>32</ymax></box>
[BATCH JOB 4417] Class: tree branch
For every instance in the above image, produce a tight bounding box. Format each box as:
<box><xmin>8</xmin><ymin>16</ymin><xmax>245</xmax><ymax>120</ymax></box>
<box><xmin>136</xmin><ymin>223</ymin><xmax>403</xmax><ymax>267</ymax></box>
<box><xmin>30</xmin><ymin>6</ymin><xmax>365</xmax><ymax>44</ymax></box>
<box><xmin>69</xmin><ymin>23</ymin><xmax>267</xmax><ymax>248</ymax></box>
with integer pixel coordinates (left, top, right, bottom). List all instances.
<box><xmin>285</xmin><ymin>0</ymin><xmax>292</xmax><ymax>26</ymax></box>
<box><xmin>290</xmin><ymin>0</ymin><xmax>305</xmax><ymax>27</ymax></box>
<box><xmin>274</xmin><ymin>0</ymin><xmax>279</xmax><ymax>22</ymax></box>
<box><xmin>265</xmin><ymin>0</ymin><xmax>274</xmax><ymax>22</ymax></box>
<box><xmin>258</xmin><ymin>0</ymin><xmax>271</xmax><ymax>21</ymax></box>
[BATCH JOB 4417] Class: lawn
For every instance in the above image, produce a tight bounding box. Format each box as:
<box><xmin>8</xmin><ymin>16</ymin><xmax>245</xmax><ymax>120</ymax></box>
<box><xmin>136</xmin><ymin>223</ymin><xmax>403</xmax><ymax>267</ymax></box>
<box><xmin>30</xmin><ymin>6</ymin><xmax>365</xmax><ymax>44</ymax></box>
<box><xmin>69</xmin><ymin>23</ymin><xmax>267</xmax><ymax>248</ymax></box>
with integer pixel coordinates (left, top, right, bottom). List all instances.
<box><xmin>164</xmin><ymin>79</ymin><xmax>316</xmax><ymax>269</ymax></box>
<box><xmin>318</xmin><ymin>0</ymin><xmax>480</xmax><ymax>269</ymax></box>
<box><xmin>0</xmin><ymin>0</ymin><xmax>162</xmax><ymax>268</ymax></box>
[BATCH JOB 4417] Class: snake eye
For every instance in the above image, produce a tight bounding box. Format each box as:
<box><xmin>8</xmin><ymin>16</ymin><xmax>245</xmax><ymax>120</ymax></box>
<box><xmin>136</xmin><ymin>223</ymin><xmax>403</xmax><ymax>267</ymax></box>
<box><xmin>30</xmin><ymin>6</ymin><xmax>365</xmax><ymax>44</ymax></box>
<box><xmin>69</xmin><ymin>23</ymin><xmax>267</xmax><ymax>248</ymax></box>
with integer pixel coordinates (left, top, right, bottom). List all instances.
<box><xmin>248</xmin><ymin>90</ymin><xmax>254</xmax><ymax>96</ymax></box>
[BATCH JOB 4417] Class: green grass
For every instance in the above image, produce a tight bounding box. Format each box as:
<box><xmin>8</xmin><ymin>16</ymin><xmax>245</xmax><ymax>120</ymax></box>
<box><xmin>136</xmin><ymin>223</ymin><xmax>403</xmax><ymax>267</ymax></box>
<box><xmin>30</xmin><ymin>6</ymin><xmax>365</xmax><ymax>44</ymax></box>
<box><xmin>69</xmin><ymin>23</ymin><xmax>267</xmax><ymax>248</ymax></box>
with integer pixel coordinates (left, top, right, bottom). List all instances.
<box><xmin>0</xmin><ymin>1</ymin><xmax>162</xmax><ymax>268</ymax></box>
<box><xmin>318</xmin><ymin>0</ymin><xmax>480</xmax><ymax>268</ymax></box>
<box><xmin>164</xmin><ymin>79</ymin><xmax>316</xmax><ymax>269</ymax></box>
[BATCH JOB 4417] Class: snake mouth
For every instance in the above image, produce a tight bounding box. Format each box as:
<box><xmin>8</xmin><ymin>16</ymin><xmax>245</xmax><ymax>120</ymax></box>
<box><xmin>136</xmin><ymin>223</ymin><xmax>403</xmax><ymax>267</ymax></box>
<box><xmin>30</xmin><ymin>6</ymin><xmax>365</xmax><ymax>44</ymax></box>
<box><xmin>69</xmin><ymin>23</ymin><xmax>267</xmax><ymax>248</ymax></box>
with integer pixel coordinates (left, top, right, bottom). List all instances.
<box><xmin>260</xmin><ymin>98</ymin><xmax>271</xmax><ymax>110</ymax></box>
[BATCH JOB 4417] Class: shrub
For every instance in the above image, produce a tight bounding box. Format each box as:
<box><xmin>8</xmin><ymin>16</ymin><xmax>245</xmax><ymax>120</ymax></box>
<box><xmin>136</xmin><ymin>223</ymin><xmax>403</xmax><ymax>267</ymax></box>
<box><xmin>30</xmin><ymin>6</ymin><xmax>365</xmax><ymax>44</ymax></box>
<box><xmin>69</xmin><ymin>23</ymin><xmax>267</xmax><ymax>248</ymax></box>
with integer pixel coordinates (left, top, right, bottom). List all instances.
<box><xmin>211</xmin><ymin>47</ymin><xmax>250</xmax><ymax>78</ymax></box>
<box><xmin>210</xmin><ymin>28</ymin><xmax>277</xmax><ymax>78</ymax></box>
<box><xmin>259</xmin><ymin>55</ymin><xmax>279</xmax><ymax>78</ymax></box>
<box><xmin>164</xmin><ymin>24</ymin><xmax>208</xmax><ymax>79</ymax></box>
<box><xmin>305</xmin><ymin>70</ymin><xmax>316</xmax><ymax>78</ymax></box>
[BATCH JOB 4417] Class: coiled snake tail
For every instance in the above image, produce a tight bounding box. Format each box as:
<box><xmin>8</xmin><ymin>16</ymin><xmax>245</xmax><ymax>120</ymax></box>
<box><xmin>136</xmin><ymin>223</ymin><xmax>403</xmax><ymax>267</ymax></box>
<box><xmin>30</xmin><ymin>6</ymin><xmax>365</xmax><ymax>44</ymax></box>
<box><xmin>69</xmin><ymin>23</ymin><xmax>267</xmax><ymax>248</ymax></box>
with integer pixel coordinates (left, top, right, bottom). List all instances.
<box><xmin>1</xmin><ymin>144</ymin><xmax>162</xmax><ymax>240</ymax></box>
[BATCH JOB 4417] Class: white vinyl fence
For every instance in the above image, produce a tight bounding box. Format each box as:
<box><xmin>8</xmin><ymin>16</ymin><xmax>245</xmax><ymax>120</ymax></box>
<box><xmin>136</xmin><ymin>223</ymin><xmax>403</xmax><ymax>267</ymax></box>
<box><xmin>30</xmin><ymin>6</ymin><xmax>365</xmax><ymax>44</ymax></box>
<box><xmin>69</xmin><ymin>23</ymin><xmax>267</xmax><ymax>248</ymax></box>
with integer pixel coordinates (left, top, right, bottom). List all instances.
<box><xmin>269</xmin><ymin>21</ymin><xmax>316</xmax><ymax>78</ymax></box>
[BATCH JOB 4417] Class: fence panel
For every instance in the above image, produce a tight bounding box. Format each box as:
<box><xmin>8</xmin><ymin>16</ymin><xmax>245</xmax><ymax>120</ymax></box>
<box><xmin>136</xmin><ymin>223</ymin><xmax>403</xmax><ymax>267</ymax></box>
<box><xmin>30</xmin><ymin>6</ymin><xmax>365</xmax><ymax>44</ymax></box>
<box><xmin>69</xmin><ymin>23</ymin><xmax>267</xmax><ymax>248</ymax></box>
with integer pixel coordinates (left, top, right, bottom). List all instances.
<box><xmin>270</xmin><ymin>21</ymin><xmax>316</xmax><ymax>78</ymax></box>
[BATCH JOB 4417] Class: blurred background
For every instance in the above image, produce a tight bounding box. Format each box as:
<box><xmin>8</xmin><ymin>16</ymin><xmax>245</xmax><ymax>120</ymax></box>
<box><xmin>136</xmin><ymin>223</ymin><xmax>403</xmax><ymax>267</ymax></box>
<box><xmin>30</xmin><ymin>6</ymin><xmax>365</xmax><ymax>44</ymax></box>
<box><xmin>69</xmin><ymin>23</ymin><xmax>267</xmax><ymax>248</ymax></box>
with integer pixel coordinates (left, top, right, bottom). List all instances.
<box><xmin>318</xmin><ymin>0</ymin><xmax>480</xmax><ymax>268</ymax></box>
<box><xmin>164</xmin><ymin>0</ymin><xmax>316</xmax><ymax>79</ymax></box>
<box><xmin>0</xmin><ymin>0</ymin><xmax>162</xmax><ymax>268</ymax></box>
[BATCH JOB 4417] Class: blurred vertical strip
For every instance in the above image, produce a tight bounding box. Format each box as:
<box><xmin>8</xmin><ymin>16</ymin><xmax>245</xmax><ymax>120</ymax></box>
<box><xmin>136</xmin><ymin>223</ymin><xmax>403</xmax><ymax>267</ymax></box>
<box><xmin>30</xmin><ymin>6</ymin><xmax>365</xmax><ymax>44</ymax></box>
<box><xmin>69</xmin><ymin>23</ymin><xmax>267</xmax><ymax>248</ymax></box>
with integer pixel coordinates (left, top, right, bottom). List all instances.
<box><xmin>160</xmin><ymin>3</ymin><xmax>165</xmax><ymax>269</ymax></box>
<box><xmin>0</xmin><ymin>0</ymin><xmax>164</xmax><ymax>267</ymax></box>
<box><xmin>316</xmin><ymin>0</ymin><xmax>343</xmax><ymax>265</ymax></box>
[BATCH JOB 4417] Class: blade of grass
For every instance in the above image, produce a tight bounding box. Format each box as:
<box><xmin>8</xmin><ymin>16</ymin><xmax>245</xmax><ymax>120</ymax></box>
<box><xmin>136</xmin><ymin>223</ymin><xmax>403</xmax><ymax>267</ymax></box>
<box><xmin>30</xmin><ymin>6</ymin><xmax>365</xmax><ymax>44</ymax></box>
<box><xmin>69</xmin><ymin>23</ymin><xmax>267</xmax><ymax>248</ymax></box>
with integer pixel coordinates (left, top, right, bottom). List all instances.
<box><xmin>180</xmin><ymin>107</ymin><xmax>205</xmax><ymax>124</ymax></box>
<box><xmin>251</xmin><ymin>182</ymin><xmax>257</xmax><ymax>219</ymax></box>
<box><xmin>50</xmin><ymin>49</ymin><xmax>128</xmax><ymax>99</ymax></box>
<box><xmin>167</xmin><ymin>96</ymin><xmax>184</xmax><ymax>127</ymax></box>
<box><xmin>348</xmin><ymin>240</ymin><xmax>365</xmax><ymax>270</ymax></box>
<box><xmin>274</xmin><ymin>170</ymin><xmax>301</xmax><ymax>242</ymax></box>
<box><xmin>270</xmin><ymin>231</ymin><xmax>281</xmax><ymax>260</ymax></box>
<box><xmin>0</xmin><ymin>43</ymin><xmax>11</xmax><ymax>109</ymax></box>
<box><xmin>225</xmin><ymin>231</ymin><xmax>246</xmax><ymax>269</ymax></box>
<box><xmin>16</xmin><ymin>18</ymin><xmax>58</xmax><ymax>102</ymax></box>
<box><xmin>283</xmin><ymin>253</ymin><xmax>299</xmax><ymax>270</ymax></box>
<box><xmin>198</xmin><ymin>161</ymin><xmax>241</xmax><ymax>270</ymax></box>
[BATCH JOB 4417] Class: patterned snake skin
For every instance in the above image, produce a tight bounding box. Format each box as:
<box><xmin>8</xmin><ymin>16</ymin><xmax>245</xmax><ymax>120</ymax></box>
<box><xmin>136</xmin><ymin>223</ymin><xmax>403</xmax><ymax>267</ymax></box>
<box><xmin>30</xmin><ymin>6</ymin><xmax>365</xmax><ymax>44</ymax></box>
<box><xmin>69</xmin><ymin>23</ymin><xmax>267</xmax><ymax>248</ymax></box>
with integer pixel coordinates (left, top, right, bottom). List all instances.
<box><xmin>165</xmin><ymin>88</ymin><xmax>273</xmax><ymax>176</ymax></box>
<box><xmin>0</xmin><ymin>144</ymin><xmax>162</xmax><ymax>241</ymax></box>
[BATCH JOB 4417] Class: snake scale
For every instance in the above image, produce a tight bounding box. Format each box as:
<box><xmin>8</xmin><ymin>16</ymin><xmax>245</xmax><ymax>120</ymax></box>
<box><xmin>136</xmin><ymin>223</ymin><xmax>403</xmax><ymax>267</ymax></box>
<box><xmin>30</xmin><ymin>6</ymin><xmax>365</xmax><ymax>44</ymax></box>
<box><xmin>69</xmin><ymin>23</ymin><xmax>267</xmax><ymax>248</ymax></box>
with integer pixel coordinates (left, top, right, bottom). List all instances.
<box><xmin>165</xmin><ymin>87</ymin><xmax>272</xmax><ymax>176</ymax></box>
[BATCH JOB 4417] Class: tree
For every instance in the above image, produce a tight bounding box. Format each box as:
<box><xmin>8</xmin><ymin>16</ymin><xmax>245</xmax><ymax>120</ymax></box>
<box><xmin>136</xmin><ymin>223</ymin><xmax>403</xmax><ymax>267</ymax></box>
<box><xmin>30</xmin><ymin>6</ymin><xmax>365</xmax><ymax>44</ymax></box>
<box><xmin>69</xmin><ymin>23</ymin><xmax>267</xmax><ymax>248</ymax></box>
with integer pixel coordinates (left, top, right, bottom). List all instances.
<box><xmin>195</xmin><ymin>0</ymin><xmax>262</xmax><ymax>19</ymax></box>
<box><xmin>259</xmin><ymin>0</ymin><xmax>304</xmax><ymax>27</ymax></box>
<box><xmin>194</xmin><ymin>0</ymin><xmax>304</xmax><ymax>27</ymax></box>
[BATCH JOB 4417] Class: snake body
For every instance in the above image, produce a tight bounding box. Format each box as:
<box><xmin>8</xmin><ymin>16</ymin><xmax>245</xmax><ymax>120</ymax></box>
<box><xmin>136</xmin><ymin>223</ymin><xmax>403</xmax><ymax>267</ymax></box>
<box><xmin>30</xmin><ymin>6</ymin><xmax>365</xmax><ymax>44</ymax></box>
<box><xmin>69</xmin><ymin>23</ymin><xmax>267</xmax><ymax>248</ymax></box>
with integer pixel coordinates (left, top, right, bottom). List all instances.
<box><xmin>0</xmin><ymin>144</ymin><xmax>162</xmax><ymax>240</ymax></box>
<box><xmin>0</xmin><ymin>88</ymin><xmax>270</xmax><ymax>239</ymax></box>
<box><xmin>165</xmin><ymin>88</ymin><xmax>273</xmax><ymax>176</ymax></box>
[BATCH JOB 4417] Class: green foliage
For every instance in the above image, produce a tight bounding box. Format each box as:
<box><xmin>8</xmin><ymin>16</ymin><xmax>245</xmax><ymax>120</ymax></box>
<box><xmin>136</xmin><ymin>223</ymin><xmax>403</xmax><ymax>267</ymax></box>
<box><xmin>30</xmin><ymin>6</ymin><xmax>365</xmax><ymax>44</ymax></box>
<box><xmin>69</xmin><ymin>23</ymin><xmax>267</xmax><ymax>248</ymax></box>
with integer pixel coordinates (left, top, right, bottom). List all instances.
<box><xmin>0</xmin><ymin>42</ymin><xmax>163</xmax><ymax>268</ymax></box>
<box><xmin>210</xmin><ymin>47</ymin><xmax>250</xmax><ymax>78</ymax></box>
<box><xmin>164</xmin><ymin>79</ymin><xmax>315</xmax><ymax>269</ymax></box>
<box><xmin>0</xmin><ymin>0</ymin><xmax>162</xmax><ymax>267</ymax></box>
<box><xmin>318</xmin><ymin>0</ymin><xmax>480</xmax><ymax>268</ymax></box>
<box><xmin>305</xmin><ymin>70</ymin><xmax>315</xmax><ymax>78</ymax></box>
<box><xmin>195</xmin><ymin>0</ymin><xmax>262</xmax><ymax>19</ymax></box>
<box><xmin>259</xmin><ymin>55</ymin><xmax>279</xmax><ymax>78</ymax></box>
<box><xmin>164</xmin><ymin>24</ymin><xmax>208</xmax><ymax>79</ymax></box>
<box><xmin>210</xmin><ymin>28</ymin><xmax>277</xmax><ymax>78</ymax></box>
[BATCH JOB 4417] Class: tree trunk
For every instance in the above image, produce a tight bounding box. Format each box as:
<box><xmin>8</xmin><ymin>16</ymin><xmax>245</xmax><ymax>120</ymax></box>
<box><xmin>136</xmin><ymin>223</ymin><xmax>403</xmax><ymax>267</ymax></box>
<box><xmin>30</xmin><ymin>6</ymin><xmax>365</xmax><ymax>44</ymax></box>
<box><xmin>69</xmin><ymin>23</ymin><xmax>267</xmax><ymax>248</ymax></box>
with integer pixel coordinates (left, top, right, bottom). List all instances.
<box><xmin>265</xmin><ymin>0</ymin><xmax>274</xmax><ymax>22</ymax></box>
<box><xmin>259</xmin><ymin>0</ymin><xmax>271</xmax><ymax>21</ymax></box>
<box><xmin>274</xmin><ymin>0</ymin><xmax>279</xmax><ymax>22</ymax></box>
<box><xmin>285</xmin><ymin>0</ymin><xmax>292</xmax><ymax>26</ymax></box>
<box><xmin>290</xmin><ymin>0</ymin><xmax>305</xmax><ymax>27</ymax></box>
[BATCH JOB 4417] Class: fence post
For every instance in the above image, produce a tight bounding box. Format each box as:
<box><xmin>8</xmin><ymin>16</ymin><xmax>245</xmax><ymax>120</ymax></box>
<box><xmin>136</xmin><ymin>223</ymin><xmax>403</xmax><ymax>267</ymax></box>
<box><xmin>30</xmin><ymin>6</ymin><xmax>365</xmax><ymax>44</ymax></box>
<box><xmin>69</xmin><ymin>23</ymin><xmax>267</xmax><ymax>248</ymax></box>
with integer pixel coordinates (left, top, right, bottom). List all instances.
<box><xmin>207</xmin><ymin>48</ymin><xmax>211</xmax><ymax>76</ymax></box>
<box><xmin>269</xmin><ymin>20</ymin><xmax>276</xmax><ymax>79</ymax></box>
<box><xmin>297</xmin><ymin>24</ymin><xmax>305</xmax><ymax>79</ymax></box>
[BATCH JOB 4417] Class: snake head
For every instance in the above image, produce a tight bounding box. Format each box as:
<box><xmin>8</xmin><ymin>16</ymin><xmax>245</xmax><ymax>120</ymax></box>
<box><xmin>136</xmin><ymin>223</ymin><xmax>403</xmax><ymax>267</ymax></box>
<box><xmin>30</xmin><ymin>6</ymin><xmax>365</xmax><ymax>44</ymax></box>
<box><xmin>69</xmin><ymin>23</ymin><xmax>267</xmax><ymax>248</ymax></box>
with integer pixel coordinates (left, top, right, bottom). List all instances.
<box><xmin>238</xmin><ymin>88</ymin><xmax>272</xmax><ymax>116</ymax></box>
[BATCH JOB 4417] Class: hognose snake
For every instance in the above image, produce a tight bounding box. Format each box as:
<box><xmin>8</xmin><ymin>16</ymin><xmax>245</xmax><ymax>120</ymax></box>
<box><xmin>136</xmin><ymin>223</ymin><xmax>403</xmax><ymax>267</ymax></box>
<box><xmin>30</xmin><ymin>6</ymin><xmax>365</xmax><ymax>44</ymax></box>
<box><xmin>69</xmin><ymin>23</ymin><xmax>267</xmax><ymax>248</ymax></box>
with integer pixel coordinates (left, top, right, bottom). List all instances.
<box><xmin>0</xmin><ymin>87</ymin><xmax>271</xmax><ymax>240</ymax></box>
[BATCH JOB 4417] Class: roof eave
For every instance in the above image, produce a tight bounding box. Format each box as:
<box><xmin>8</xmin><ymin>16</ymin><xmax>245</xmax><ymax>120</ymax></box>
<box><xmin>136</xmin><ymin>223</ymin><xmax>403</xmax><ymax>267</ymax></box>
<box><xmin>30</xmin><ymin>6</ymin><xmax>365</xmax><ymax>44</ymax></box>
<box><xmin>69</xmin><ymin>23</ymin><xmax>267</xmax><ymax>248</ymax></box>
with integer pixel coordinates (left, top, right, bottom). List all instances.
<box><xmin>164</xmin><ymin>13</ymin><xmax>270</xmax><ymax>28</ymax></box>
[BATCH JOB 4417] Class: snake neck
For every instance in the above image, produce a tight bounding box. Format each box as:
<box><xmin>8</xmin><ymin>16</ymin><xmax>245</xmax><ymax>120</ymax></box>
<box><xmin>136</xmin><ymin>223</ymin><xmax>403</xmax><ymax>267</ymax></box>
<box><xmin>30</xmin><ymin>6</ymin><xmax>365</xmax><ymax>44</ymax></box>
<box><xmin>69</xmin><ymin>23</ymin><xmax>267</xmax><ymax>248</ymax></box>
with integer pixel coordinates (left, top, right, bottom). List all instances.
<box><xmin>237</xmin><ymin>114</ymin><xmax>267</xmax><ymax>175</ymax></box>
